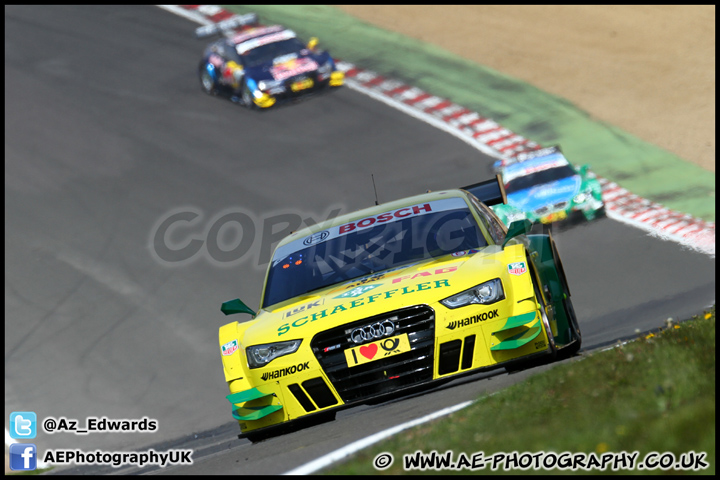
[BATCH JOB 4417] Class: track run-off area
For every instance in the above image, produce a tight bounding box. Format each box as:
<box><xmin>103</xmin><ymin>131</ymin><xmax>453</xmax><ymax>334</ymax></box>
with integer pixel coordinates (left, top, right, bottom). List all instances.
<box><xmin>5</xmin><ymin>5</ymin><xmax>714</xmax><ymax>474</ymax></box>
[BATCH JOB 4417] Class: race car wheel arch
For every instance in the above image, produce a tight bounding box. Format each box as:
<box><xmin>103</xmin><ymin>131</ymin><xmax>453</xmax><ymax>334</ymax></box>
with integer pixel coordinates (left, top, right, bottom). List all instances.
<box><xmin>525</xmin><ymin>234</ymin><xmax>564</xmax><ymax>305</ymax></box>
<box><xmin>525</xmin><ymin>235</ymin><xmax>574</xmax><ymax>347</ymax></box>
<box><xmin>529</xmin><ymin>261</ymin><xmax>557</xmax><ymax>359</ymax></box>
<box><xmin>526</xmin><ymin>234</ymin><xmax>581</xmax><ymax>351</ymax></box>
<box><xmin>548</xmin><ymin>231</ymin><xmax>570</xmax><ymax>297</ymax></box>
<box><xmin>557</xmin><ymin>295</ymin><xmax>582</xmax><ymax>358</ymax></box>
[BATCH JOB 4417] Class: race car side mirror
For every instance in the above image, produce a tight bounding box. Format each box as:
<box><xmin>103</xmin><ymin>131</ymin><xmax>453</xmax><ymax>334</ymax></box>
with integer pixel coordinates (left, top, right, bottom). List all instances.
<box><xmin>221</xmin><ymin>298</ymin><xmax>257</xmax><ymax>317</ymax></box>
<box><xmin>501</xmin><ymin>219</ymin><xmax>532</xmax><ymax>249</ymax></box>
<box><xmin>307</xmin><ymin>37</ymin><xmax>318</xmax><ymax>50</ymax></box>
<box><xmin>579</xmin><ymin>164</ymin><xmax>590</xmax><ymax>176</ymax></box>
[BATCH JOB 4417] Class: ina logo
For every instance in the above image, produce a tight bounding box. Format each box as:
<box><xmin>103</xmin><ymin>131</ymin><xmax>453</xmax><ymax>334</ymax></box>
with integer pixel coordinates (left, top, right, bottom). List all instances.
<box><xmin>334</xmin><ymin>284</ymin><xmax>381</xmax><ymax>299</ymax></box>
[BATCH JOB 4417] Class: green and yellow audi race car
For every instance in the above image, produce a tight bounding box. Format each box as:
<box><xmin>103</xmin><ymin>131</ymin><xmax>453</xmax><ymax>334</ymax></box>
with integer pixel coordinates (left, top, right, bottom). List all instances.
<box><xmin>218</xmin><ymin>176</ymin><xmax>581</xmax><ymax>441</ymax></box>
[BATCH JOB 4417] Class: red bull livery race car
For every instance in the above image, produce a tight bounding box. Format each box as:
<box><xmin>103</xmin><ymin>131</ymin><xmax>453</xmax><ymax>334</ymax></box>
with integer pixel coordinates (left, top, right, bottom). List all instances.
<box><xmin>196</xmin><ymin>13</ymin><xmax>344</xmax><ymax>108</ymax></box>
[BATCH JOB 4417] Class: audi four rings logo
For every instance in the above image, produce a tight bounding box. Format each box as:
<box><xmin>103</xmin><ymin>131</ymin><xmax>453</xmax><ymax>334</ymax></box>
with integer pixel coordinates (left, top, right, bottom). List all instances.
<box><xmin>350</xmin><ymin>319</ymin><xmax>396</xmax><ymax>344</ymax></box>
<box><xmin>303</xmin><ymin>230</ymin><xmax>330</xmax><ymax>246</ymax></box>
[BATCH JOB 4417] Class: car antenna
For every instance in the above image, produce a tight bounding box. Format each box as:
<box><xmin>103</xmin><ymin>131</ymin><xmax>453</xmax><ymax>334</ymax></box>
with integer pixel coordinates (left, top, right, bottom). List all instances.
<box><xmin>371</xmin><ymin>174</ymin><xmax>379</xmax><ymax>205</ymax></box>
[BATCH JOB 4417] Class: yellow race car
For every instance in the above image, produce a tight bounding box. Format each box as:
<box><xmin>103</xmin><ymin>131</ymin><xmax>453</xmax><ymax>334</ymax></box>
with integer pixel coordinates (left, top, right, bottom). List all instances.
<box><xmin>219</xmin><ymin>176</ymin><xmax>581</xmax><ymax>441</ymax></box>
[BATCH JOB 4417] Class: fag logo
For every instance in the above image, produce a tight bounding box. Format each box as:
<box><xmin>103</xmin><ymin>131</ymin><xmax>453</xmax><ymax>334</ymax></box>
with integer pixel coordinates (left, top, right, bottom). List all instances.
<box><xmin>508</xmin><ymin>261</ymin><xmax>527</xmax><ymax>276</ymax></box>
<box><xmin>221</xmin><ymin>339</ymin><xmax>239</xmax><ymax>356</ymax></box>
<box><xmin>333</xmin><ymin>284</ymin><xmax>381</xmax><ymax>299</ymax></box>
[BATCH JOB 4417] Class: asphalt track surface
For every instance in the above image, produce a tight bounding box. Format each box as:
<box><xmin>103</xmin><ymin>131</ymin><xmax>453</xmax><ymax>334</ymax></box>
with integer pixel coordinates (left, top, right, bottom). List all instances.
<box><xmin>4</xmin><ymin>5</ymin><xmax>715</xmax><ymax>475</ymax></box>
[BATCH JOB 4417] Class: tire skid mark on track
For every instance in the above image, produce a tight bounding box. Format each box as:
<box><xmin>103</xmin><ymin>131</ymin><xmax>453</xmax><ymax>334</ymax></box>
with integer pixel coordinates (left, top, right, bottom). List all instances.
<box><xmin>161</xmin><ymin>4</ymin><xmax>714</xmax><ymax>257</ymax></box>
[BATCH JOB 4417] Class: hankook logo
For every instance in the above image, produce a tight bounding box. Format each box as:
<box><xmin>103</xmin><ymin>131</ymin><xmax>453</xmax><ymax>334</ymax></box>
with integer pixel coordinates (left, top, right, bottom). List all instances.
<box><xmin>446</xmin><ymin>309</ymin><xmax>499</xmax><ymax>330</ymax></box>
<box><xmin>260</xmin><ymin>361</ymin><xmax>309</xmax><ymax>381</ymax></box>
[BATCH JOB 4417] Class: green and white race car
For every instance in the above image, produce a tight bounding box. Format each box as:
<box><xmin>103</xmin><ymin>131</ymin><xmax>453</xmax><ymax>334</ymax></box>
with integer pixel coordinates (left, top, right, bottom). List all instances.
<box><xmin>494</xmin><ymin>146</ymin><xmax>605</xmax><ymax>225</ymax></box>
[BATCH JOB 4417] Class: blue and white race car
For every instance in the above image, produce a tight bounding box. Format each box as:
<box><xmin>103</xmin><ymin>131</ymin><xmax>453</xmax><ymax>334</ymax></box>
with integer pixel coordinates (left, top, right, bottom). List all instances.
<box><xmin>494</xmin><ymin>146</ymin><xmax>605</xmax><ymax>224</ymax></box>
<box><xmin>196</xmin><ymin>13</ymin><xmax>344</xmax><ymax>108</ymax></box>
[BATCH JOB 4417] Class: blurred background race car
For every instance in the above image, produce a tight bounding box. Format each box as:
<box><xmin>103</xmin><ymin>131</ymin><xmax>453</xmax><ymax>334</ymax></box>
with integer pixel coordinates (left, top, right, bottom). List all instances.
<box><xmin>493</xmin><ymin>146</ymin><xmax>605</xmax><ymax>224</ymax></box>
<box><xmin>196</xmin><ymin>13</ymin><xmax>344</xmax><ymax>108</ymax></box>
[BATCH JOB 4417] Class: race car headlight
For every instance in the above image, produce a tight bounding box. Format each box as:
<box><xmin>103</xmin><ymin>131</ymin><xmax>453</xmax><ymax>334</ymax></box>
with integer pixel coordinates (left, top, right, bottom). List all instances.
<box><xmin>440</xmin><ymin>278</ymin><xmax>504</xmax><ymax>309</ymax></box>
<box><xmin>258</xmin><ymin>79</ymin><xmax>283</xmax><ymax>92</ymax></box>
<box><xmin>573</xmin><ymin>189</ymin><xmax>593</xmax><ymax>204</ymax></box>
<box><xmin>246</xmin><ymin>339</ymin><xmax>302</xmax><ymax>368</ymax></box>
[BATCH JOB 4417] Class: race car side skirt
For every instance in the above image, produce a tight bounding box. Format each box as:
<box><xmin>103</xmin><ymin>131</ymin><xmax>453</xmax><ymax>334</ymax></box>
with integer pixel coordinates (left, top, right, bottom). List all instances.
<box><xmin>227</xmin><ymin>388</ymin><xmax>283</xmax><ymax>421</ymax></box>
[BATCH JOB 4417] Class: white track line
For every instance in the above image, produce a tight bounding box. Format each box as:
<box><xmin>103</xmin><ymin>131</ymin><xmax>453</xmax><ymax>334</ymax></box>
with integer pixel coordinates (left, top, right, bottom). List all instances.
<box><xmin>283</xmin><ymin>400</ymin><xmax>473</xmax><ymax>475</ymax></box>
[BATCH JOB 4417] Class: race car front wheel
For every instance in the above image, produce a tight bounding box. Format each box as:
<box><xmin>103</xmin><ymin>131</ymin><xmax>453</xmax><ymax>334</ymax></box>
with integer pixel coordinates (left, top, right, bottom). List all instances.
<box><xmin>505</xmin><ymin>271</ymin><xmax>557</xmax><ymax>373</ymax></box>
<box><xmin>532</xmin><ymin>270</ymin><xmax>557</xmax><ymax>360</ymax></box>
<box><xmin>241</xmin><ymin>82</ymin><xmax>256</xmax><ymax>110</ymax></box>
<box><xmin>199</xmin><ymin>65</ymin><xmax>217</xmax><ymax>95</ymax></box>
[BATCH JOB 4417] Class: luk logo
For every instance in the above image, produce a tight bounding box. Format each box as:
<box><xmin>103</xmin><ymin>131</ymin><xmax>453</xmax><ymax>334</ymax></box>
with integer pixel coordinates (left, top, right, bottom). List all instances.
<box><xmin>10</xmin><ymin>412</ymin><xmax>36</xmax><ymax>439</ymax></box>
<box><xmin>508</xmin><ymin>262</ymin><xmax>527</xmax><ymax>276</ymax></box>
<box><xmin>221</xmin><ymin>339</ymin><xmax>238</xmax><ymax>356</ymax></box>
<box><xmin>9</xmin><ymin>444</ymin><xmax>37</xmax><ymax>471</ymax></box>
<box><xmin>283</xmin><ymin>298</ymin><xmax>325</xmax><ymax>318</ymax></box>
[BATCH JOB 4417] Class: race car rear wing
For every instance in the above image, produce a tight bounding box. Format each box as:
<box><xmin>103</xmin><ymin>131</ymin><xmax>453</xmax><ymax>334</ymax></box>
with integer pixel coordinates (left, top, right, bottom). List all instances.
<box><xmin>461</xmin><ymin>174</ymin><xmax>507</xmax><ymax>207</ymax></box>
<box><xmin>195</xmin><ymin>13</ymin><xmax>259</xmax><ymax>39</ymax></box>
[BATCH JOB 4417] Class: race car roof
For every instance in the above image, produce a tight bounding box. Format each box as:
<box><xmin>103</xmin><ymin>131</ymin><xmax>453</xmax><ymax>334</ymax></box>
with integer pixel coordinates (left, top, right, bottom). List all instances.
<box><xmin>275</xmin><ymin>190</ymin><xmax>474</xmax><ymax>251</ymax></box>
<box><xmin>232</xmin><ymin>26</ymin><xmax>297</xmax><ymax>54</ymax></box>
<box><xmin>501</xmin><ymin>151</ymin><xmax>571</xmax><ymax>184</ymax></box>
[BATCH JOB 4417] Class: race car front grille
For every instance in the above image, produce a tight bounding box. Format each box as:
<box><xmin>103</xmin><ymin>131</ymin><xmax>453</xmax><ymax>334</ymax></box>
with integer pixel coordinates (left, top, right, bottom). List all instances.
<box><xmin>311</xmin><ymin>305</ymin><xmax>435</xmax><ymax>404</ymax></box>
<box><xmin>282</xmin><ymin>72</ymin><xmax>321</xmax><ymax>96</ymax></box>
<box><xmin>287</xmin><ymin>377</ymin><xmax>339</xmax><ymax>413</ymax></box>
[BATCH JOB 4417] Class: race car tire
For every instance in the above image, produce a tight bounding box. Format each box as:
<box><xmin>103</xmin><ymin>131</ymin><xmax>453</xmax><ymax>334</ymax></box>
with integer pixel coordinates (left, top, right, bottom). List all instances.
<box><xmin>532</xmin><ymin>267</ymin><xmax>558</xmax><ymax>360</ymax></box>
<box><xmin>558</xmin><ymin>295</ymin><xmax>582</xmax><ymax>358</ymax></box>
<box><xmin>199</xmin><ymin>65</ymin><xmax>218</xmax><ymax>95</ymax></box>
<box><xmin>241</xmin><ymin>82</ymin><xmax>256</xmax><ymax>110</ymax></box>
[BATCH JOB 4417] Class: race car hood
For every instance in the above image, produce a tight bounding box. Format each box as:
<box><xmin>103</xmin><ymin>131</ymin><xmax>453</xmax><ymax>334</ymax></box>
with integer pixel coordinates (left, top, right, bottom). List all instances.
<box><xmin>244</xmin><ymin>50</ymin><xmax>333</xmax><ymax>83</ymax></box>
<box><xmin>242</xmin><ymin>245</ymin><xmax>508</xmax><ymax>342</ymax></box>
<box><xmin>507</xmin><ymin>175</ymin><xmax>581</xmax><ymax>212</ymax></box>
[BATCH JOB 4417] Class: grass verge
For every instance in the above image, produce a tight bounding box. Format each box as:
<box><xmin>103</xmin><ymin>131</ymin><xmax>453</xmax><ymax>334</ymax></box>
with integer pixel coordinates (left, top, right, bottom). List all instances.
<box><xmin>325</xmin><ymin>307</ymin><xmax>715</xmax><ymax>475</ymax></box>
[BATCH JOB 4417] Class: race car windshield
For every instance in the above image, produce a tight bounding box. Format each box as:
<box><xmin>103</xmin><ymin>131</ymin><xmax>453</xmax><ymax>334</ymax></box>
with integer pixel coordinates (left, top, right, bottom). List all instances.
<box><xmin>241</xmin><ymin>38</ymin><xmax>308</xmax><ymax>67</ymax></box>
<box><xmin>262</xmin><ymin>205</ymin><xmax>487</xmax><ymax>308</ymax></box>
<box><xmin>505</xmin><ymin>165</ymin><xmax>577</xmax><ymax>194</ymax></box>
